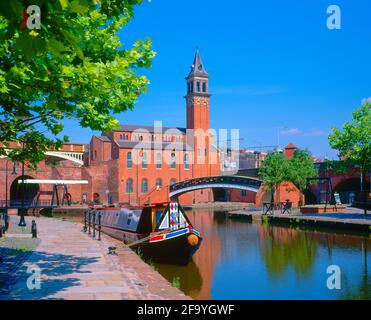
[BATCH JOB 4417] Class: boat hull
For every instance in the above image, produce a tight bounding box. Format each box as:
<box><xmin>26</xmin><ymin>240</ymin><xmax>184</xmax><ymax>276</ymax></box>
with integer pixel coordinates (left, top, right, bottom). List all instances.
<box><xmin>134</xmin><ymin>233</ymin><xmax>202</xmax><ymax>265</ymax></box>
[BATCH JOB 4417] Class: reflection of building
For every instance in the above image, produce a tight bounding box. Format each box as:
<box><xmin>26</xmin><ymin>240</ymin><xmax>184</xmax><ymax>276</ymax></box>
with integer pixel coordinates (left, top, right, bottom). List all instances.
<box><xmin>188</xmin><ymin>209</ymin><xmax>221</xmax><ymax>300</ymax></box>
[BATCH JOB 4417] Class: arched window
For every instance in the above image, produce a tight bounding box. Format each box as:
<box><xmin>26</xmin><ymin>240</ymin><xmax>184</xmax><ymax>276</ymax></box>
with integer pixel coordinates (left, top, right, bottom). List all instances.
<box><xmin>156</xmin><ymin>178</ymin><xmax>162</xmax><ymax>188</ymax></box>
<box><xmin>156</xmin><ymin>153</ymin><xmax>162</xmax><ymax>169</ymax></box>
<box><xmin>139</xmin><ymin>136</ymin><xmax>143</xmax><ymax>141</ymax></box>
<box><xmin>170</xmin><ymin>178</ymin><xmax>176</xmax><ymax>186</ymax></box>
<box><xmin>170</xmin><ymin>153</ymin><xmax>176</xmax><ymax>169</ymax></box>
<box><xmin>127</xmin><ymin>152</ymin><xmax>132</xmax><ymax>168</ymax></box>
<box><xmin>184</xmin><ymin>154</ymin><xmax>189</xmax><ymax>170</ymax></box>
<box><xmin>94</xmin><ymin>150</ymin><xmax>97</xmax><ymax>160</ymax></box>
<box><xmin>142</xmin><ymin>152</ymin><xmax>148</xmax><ymax>169</ymax></box>
<box><xmin>126</xmin><ymin>179</ymin><xmax>133</xmax><ymax>193</ymax></box>
<box><xmin>202</xmin><ymin>82</ymin><xmax>207</xmax><ymax>92</ymax></box>
<box><xmin>196</xmin><ymin>82</ymin><xmax>200</xmax><ymax>92</ymax></box>
<box><xmin>141</xmin><ymin>179</ymin><xmax>148</xmax><ymax>193</ymax></box>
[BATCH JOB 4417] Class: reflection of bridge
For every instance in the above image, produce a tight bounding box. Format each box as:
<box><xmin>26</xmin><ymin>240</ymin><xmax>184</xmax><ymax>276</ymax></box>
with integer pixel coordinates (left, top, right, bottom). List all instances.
<box><xmin>169</xmin><ymin>176</ymin><xmax>262</xmax><ymax>199</ymax></box>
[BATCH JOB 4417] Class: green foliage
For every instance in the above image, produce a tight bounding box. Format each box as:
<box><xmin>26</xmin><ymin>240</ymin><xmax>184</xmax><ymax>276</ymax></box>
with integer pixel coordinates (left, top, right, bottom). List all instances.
<box><xmin>171</xmin><ymin>276</ymin><xmax>181</xmax><ymax>289</ymax></box>
<box><xmin>328</xmin><ymin>102</ymin><xmax>371</xmax><ymax>176</ymax></box>
<box><xmin>259</xmin><ymin>151</ymin><xmax>289</xmax><ymax>190</ymax></box>
<box><xmin>0</xmin><ymin>0</ymin><xmax>155</xmax><ymax>166</ymax></box>
<box><xmin>260</xmin><ymin>149</ymin><xmax>317</xmax><ymax>204</ymax></box>
<box><xmin>287</xmin><ymin>149</ymin><xmax>317</xmax><ymax>192</ymax></box>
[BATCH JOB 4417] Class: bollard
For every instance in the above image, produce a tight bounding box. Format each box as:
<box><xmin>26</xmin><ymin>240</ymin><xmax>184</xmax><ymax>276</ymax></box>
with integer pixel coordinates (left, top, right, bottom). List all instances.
<box><xmin>83</xmin><ymin>211</ymin><xmax>87</xmax><ymax>232</ymax></box>
<box><xmin>31</xmin><ymin>220</ymin><xmax>37</xmax><ymax>238</ymax></box>
<box><xmin>5</xmin><ymin>214</ymin><xmax>9</xmax><ymax>231</ymax></box>
<box><xmin>88</xmin><ymin>211</ymin><xmax>91</xmax><ymax>235</ymax></box>
<box><xmin>92</xmin><ymin>212</ymin><xmax>96</xmax><ymax>238</ymax></box>
<box><xmin>98</xmin><ymin>213</ymin><xmax>102</xmax><ymax>241</ymax></box>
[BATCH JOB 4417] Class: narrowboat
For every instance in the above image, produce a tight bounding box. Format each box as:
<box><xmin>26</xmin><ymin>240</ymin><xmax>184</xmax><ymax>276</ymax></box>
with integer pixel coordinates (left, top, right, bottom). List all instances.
<box><xmin>88</xmin><ymin>202</ymin><xmax>202</xmax><ymax>265</ymax></box>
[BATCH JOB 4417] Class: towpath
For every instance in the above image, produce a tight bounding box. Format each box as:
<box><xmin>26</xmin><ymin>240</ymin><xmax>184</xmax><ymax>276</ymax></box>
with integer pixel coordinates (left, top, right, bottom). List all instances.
<box><xmin>0</xmin><ymin>216</ymin><xmax>188</xmax><ymax>300</ymax></box>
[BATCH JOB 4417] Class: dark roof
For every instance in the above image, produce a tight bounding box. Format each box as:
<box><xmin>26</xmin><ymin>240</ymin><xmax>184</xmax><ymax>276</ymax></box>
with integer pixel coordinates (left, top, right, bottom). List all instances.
<box><xmin>115</xmin><ymin>140</ymin><xmax>193</xmax><ymax>151</ymax></box>
<box><xmin>113</xmin><ymin>124</ymin><xmax>186</xmax><ymax>135</ymax></box>
<box><xmin>187</xmin><ymin>49</ymin><xmax>209</xmax><ymax>78</ymax></box>
<box><xmin>95</xmin><ymin>136</ymin><xmax>111</xmax><ymax>142</ymax></box>
<box><xmin>285</xmin><ymin>143</ymin><xmax>297</xmax><ymax>149</ymax></box>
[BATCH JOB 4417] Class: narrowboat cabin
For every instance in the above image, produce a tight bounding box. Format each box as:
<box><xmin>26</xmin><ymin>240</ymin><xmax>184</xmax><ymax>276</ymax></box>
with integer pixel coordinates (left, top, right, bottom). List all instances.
<box><xmin>87</xmin><ymin>202</ymin><xmax>202</xmax><ymax>265</ymax></box>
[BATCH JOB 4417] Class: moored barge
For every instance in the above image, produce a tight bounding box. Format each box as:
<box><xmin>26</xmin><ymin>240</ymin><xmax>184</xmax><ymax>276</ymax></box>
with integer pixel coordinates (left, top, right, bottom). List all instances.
<box><xmin>88</xmin><ymin>202</ymin><xmax>202</xmax><ymax>265</ymax></box>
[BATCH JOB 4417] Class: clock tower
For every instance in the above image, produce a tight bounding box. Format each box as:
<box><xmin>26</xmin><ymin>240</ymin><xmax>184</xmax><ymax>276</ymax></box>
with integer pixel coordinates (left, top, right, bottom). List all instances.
<box><xmin>185</xmin><ymin>49</ymin><xmax>212</xmax><ymax>177</ymax></box>
<box><xmin>186</xmin><ymin>48</ymin><xmax>211</xmax><ymax>131</ymax></box>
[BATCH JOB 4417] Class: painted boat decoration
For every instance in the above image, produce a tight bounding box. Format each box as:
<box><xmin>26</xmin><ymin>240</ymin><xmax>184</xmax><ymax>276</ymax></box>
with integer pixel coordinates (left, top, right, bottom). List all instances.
<box><xmin>88</xmin><ymin>202</ymin><xmax>202</xmax><ymax>265</ymax></box>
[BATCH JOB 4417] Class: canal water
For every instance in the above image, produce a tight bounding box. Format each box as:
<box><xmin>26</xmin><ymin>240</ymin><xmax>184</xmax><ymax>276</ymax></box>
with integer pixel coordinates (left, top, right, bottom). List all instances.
<box><xmin>153</xmin><ymin>209</ymin><xmax>371</xmax><ymax>300</ymax></box>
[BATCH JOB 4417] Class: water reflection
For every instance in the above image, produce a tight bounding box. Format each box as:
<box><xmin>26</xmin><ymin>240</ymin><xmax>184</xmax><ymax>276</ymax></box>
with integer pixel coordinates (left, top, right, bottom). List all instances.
<box><xmin>154</xmin><ymin>209</ymin><xmax>371</xmax><ymax>300</ymax></box>
<box><xmin>258</xmin><ymin>225</ymin><xmax>318</xmax><ymax>279</ymax></box>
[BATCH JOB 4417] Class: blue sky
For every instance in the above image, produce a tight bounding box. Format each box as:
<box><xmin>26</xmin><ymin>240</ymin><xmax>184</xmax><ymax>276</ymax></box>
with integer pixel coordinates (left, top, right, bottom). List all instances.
<box><xmin>62</xmin><ymin>0</ymin><xmax>371</xmax><ymax>159</ymax></box>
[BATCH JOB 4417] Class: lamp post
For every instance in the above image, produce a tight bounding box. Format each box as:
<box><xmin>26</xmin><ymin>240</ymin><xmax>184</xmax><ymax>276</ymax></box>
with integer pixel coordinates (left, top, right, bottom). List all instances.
<box><xmin>18</xmin><ymin>159</ymin><xmax>26</xmax><ymax>227</ymax></box>
<box><xmin>5</xmin><ymin>159</ymin><xmax>17</xmax><ymax>221</ymax></box>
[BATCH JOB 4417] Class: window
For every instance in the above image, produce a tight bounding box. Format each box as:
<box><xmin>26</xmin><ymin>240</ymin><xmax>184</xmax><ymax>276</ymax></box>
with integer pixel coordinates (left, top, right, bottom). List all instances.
<box><xmin>156</xmin><ymin>153</ymin><xmax>162</xmax><ymax>169</ymax></box>
<box><xmin>139</xmin><ymin>136</ymin><xmax>143</xmax><ymax>141</ymax></box>
<box><xmin>170</xmin><ymin>178</ymin><xmax>176</xmax><ymax>186</ymax></box>
<box><xmin>126</xmin><ymin>179</ymin><xmax>133</xmax><ymax>193</ymax></box>
<box><xmin>94</xmin><ymin>150</ymin><xmax>97</xmax><ymax>160</ymax></box>
<box><xmin>127</xmin><ymin>152</ymin><xmax>132</xmax><ymax>168</ymax></box>
<box><xmin>184</xmin><ymin>154</ymin><xmax>189</xmax><ymax>170</ymax></box>
<box><xmin>196</xmin><ymin>82</ymin><xmax>200</xmax><ymax>92</ymax></box>
<box><xmin>120</xmin><ymin>134</ymin><xmax>123</xmax><ymax>140</ymax></box>
<box><xmin>204</xmin><ymin>148</ymin><xmax>207</xmax><ymax>156</ymax></box>
<box><xmin>156</xmin><ymin>178</ymin><xmax>162</xmax><ymax>188</ymax></box>
<box><xmin>142</xmin><ymin>152</ymin><xmax>148</xmax><ymax>169</ymax></box>
<box><xmin>171</xmin><ymin>153</ymin><xmax>176</xmax><ymax>169</ymax></box>
<box><xmin>141</xmin><ymin>179</ymin><xmax>148</xmax><ymax>193</ymax></box>
<box><xmin>241</xmin><ymin>190</ymin><xmax>247</xmax><ymax>196</ymax></box>
<box><xmin>202</xmin><ymin>82</ymin><xmax>207</xmax><ymax>92</ymax></box>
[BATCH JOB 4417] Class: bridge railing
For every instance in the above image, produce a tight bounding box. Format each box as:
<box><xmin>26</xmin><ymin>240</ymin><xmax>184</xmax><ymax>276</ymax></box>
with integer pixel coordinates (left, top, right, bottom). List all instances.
<box><xmin>170</xmin><ymin>176</ymin><xmax>262</xmax><ymax>193</ymax></box>
<box><xmin>0</xmin><ymin>199</ymin><xmax>56</xmax><ymax>209</ymax></box>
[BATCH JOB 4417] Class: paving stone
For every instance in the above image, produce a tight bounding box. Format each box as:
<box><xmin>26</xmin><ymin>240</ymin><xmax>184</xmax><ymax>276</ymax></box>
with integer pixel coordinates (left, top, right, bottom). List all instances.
<box><xmin>0</xmin><ymin>216</ymin><xmax>189</xmax><ymax>300</ymax></box>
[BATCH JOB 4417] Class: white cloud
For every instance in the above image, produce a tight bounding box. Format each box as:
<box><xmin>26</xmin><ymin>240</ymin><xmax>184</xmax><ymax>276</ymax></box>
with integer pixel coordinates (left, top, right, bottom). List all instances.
<box><xmin>361</xmin><ymin>97</ymin><xmax>371</xmax><ymax>105</ymax></box>
<box><xmin>280</xmin><ymin>128</ymin><xmax>301</xmax><ymax>136</ymax></box>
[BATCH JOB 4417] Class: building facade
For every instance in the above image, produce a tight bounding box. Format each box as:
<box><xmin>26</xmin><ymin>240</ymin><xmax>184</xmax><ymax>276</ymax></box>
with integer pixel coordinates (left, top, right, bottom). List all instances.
<box><xmin>83</xmin><ymin>49</ymin><xmax>220</xmax><ymax>205</ymax></box>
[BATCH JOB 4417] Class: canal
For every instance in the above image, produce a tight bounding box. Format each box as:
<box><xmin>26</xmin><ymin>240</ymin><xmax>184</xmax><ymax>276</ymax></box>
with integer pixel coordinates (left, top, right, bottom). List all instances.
<box><xmin>153</xmin><ymin>209</ymin><xmax>370</xmax><ymax>300</ymax></box>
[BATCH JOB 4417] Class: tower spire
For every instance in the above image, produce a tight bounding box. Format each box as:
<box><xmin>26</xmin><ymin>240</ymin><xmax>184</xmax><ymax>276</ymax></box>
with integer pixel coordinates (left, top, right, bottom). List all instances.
<box><xmin>188</xmin><ymin>48</ymin><xmax>208</xmax><ymax>78</ymax></box>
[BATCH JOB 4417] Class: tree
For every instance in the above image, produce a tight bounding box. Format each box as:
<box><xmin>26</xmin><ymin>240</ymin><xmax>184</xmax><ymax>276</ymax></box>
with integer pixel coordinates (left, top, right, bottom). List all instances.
<box><xmin>288</xmin><ymin>149</ymin><xmax>317</xmax><ymax>206</ymax></box>
<box><xmin>0</xmin><ymin>0</ymin><xmax>155</xmax><ymax>166</ymax></box>
<box><xmin>259</xmin><ymin>151</ymin><xmax>289</xmax><ymax>205</ymax></box>
<box><xmin>328</xmin><ymin>102</ymin><xmax>371</xmax><ymax>214</ymax></box>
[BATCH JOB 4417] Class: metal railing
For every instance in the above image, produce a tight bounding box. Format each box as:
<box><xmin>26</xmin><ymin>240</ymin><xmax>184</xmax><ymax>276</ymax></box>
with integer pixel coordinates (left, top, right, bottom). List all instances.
<box><xmin>170</xmin><ymin>175</ymin><xmax>262</xmax><ymax>193</ymax></box>
<box><xmin>83</xmin><ymin>210</ymin><xmax>102</xmax><ymax>241</ymax></box>
<box><xmin>0</xmin><ymin>199</ymin><xmax>56</xmax><ymax>209</ymax></box>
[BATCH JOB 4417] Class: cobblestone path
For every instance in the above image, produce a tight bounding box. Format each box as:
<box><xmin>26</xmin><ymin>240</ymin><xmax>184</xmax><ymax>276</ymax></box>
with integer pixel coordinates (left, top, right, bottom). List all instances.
<box><xmin>0</xmin><ymin>216</ymin><xmax>188</xmax><ymax>300</ymax></box>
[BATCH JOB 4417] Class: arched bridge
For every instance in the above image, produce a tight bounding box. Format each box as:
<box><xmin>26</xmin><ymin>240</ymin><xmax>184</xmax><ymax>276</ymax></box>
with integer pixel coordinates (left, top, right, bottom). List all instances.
<box><xmin>169</xmin><ymin>176</ymin><xmax>262</xmax><ymax>198</ymax></box>
<box><xmin>44</xmin><ymin>151</ymin><xmax>84</xmax><ymax>166</ymax></box>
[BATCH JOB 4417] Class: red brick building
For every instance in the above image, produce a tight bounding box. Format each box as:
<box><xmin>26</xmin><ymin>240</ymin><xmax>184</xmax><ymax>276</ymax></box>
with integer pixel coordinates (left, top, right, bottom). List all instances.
<box><xmin>87</xmin><ymin>49</ymin><xmax>220</xmax><ymax>205</ymax></box>
<box><xmin>0</xmin><ymin>50</ymin><xmax>220</xmax><ymax>207</ymax></box>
